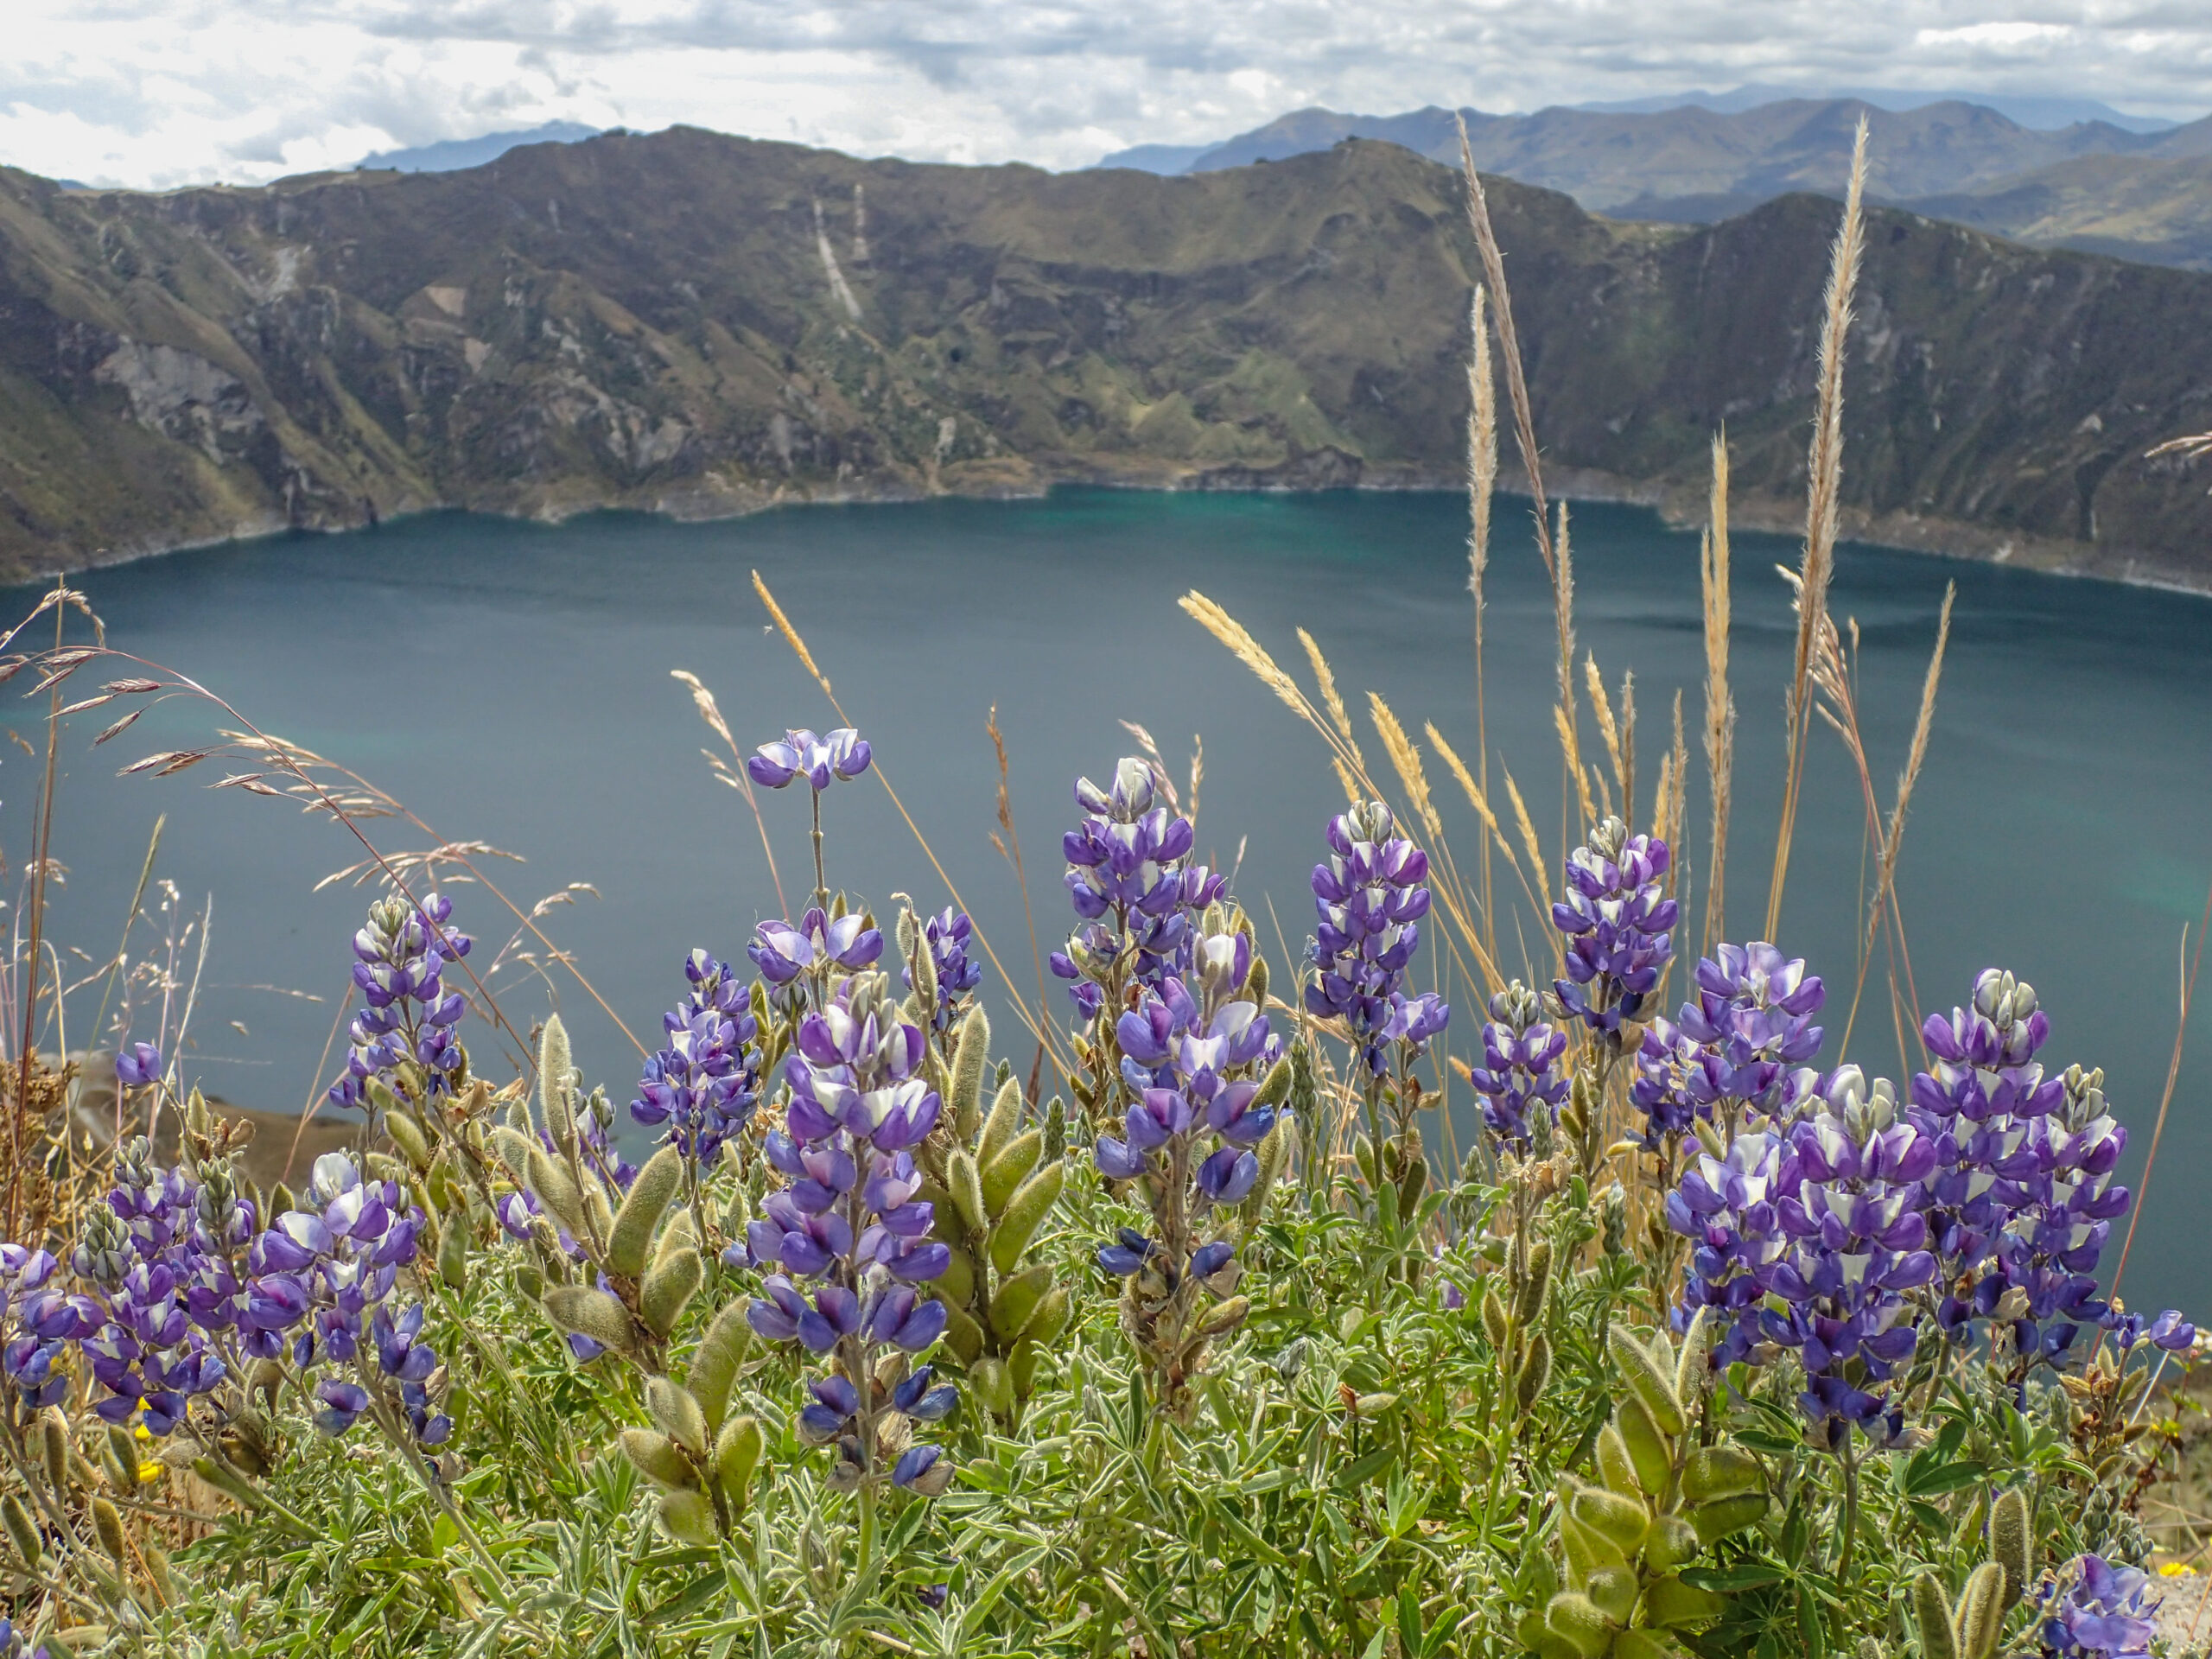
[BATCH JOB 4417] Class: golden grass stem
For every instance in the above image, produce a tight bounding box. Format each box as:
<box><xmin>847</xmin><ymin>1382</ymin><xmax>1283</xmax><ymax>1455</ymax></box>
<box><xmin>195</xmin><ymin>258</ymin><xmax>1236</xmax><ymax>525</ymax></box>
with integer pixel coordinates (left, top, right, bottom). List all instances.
<box><xmin>1767</xmin><ymin>116</ymin><xmax>1869</xmax><ymax>942</ymax></box>
<box><xmin>1468</xmin><ymin>285</ymin><xmax>1499</xmax><ymax>967</ymax></box>
<box><xmin>1700</xmin><ymin>434</ymin><xmax>1735</xmax><ymax>958</ymax></box>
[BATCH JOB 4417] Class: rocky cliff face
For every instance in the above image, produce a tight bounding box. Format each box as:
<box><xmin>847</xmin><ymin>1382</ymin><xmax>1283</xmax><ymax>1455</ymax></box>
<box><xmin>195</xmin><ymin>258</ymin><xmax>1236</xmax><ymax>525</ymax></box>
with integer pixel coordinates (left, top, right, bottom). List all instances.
<box><xmin>0</xmin><ymin>129</ymin><xmax>2208</xmax><ymax>585</ymax></box>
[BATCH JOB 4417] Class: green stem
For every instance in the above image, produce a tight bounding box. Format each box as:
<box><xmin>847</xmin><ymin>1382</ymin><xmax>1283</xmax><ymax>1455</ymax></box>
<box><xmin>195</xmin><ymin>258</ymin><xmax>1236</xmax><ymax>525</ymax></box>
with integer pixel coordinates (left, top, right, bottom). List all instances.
<box><xmin>811</xmin><ymin>790</ymin><xmax>828</xmax><ymax>912</ymax></box>
<box><xmin>1836</xmin><ymin>1438</ymin><xmax>1860</xmax><ymax>1586</ymax></box>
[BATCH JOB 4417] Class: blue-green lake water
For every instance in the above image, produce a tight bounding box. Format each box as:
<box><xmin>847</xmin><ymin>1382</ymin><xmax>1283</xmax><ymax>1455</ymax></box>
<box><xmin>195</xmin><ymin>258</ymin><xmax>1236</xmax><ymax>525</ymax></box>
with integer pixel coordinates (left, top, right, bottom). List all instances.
<box><xmin>16</xmin><ymin>489</ymin><xmax>2212</xmax><ymax>1318</ymax></box>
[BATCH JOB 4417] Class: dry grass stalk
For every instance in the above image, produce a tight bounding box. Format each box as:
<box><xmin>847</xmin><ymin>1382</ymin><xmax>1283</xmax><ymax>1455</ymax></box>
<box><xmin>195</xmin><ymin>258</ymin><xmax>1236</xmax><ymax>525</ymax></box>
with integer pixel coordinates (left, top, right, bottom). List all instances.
<box><xmin>1700</xmin><ymin>435</ymin><xmax>1736</xmax><ymax>958</ymax></box>
<box><xmin>1552</xmin><ymin>502</ymin><xmax>1592</xmax><ymax>836</ymax></box>
<box><xmin>1467</xmin><ymin>285</ymin><xmax>1499</xmax><ymax>959</ymax></box>
<box><xmin>1370</xmin><ymin>693</ymin><xmax>1440</xmax><ymax>837</ymax></box>
<box><xmin>1503</xmin><ymin>770</ymin><xmax>1554</xmax><ymax>918</ymax></box>
<box><xmin>671</xmin><ymin>669</ymin><xmax>787</xmax><ymax>919</ymax></box>
<box><xmin>1585</xmin><ymin>655</ymin><xmax>1625</xmax><ymax>814</ymax></box>
<box><xmin>1300</xmin><ymin>628</ymin><xmax>1367</xmax><ymax>776</ymax></box>
<box><xmin>988</xmin><ymin>704</ymin><xmax>1055</xmax><ymax>1053</ymax></box>
<box><xmin>1839</xmin><ymin>583</ymin><xmax>1953</xmax><ymax>1052</ymax></box>
<box><xmin>1766</xmin><ymin>116</ymin><xmax>1869</xmax><ymax>940</ymax></box>
<box><xmin>1427</xmin><ymin>723</ymin><xmax>1550</xmax><ymax>931</ymax></box>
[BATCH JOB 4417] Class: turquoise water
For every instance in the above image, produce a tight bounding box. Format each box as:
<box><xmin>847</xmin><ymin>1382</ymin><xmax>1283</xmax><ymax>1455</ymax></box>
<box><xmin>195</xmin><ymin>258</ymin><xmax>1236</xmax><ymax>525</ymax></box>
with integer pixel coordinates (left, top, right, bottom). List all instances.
<box><xmin>18</xmin><ymin>488</ymin><xmax>2212</xmax><ymax>1318</ymax></box>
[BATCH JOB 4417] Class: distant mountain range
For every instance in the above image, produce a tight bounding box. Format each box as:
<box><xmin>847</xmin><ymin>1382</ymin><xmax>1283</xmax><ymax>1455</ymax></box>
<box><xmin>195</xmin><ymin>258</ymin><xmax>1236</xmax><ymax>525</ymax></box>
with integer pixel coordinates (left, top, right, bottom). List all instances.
<box><xmin>355</xmin><ymin>122</ymin><xmax>601</xmax><ymax>174</ymax></box>
<box><xmin>1095</xmin><ymin>98</ymin><xmax>2212</xmax><ymax>269</ymax></box>
<box><xmin>3</xmin><ymin>130</ymin><xmax>2209</xmax><ymax>587</ymax></box>
<box><xmin>1573</xmin><ymin>85</ymin><xmax>2175</xmax><ymax>133</ymax></box>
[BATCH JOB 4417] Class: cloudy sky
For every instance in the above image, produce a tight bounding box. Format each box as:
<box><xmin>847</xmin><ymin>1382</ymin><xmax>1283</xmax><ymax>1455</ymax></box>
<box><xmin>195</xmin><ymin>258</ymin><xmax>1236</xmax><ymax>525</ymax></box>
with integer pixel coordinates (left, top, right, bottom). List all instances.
<box><xmin>7</xmin><ymin>1</ymin><xmax>2211</xmax><ymax>189</ymax></box>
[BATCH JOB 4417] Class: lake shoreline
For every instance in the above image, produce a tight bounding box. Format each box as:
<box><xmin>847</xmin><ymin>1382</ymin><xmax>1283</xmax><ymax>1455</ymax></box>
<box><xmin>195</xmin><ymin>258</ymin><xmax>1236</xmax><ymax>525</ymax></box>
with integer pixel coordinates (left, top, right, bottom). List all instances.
<box><xmin>27</xmin><ymin>459</ymin><xmax>2209</xmax><ymax>599</ymax></box>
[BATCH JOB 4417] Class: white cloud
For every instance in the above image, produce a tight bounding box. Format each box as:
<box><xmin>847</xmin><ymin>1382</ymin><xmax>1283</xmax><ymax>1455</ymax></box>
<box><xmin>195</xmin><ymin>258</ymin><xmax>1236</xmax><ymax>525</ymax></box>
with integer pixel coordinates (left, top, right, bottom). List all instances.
<box><xmin>5</xmin><ymin>0</ymin><xmax>2209</xmax><ymax>188</ymax></box>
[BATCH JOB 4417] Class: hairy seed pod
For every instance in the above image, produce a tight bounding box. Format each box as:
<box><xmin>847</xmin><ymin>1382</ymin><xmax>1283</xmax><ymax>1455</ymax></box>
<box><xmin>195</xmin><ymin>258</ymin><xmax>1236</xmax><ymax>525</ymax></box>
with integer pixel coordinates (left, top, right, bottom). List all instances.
<box><xmin>978</xmin><ymin>1073</ymin><xmax>1025</xmax><ymax>1174</ymax></box>
<box><xmin>970</xmin><ymin>1357</ymin><xmax>1014</xmax><ymax>1419</ymax></box>
<box><xmin>144</xmin><ymin>1541</ymin><xmax>178</xmax><ymax>1606</ymax></box>
<box><xmin>988</xmin><ymin>1264</ymin><xmax>1052</xmax><ymax>1343</ymax></box>
<box><xmin>1617</xmin><ymin>1395</ymin><xmax>1675</xmax><ymax>1496</ymax></box>
<box><xmin>1608</xmin><ymin>1325</ymin><xmax>1687</xmax><ymax>1435</ymax></box>
<box><xmin>270</xmin><ymin>1180</ymin><xmax>297</xmax><ymax>1218</ymax></box>
<box><xmin>640</xmin><ymin>1249</ymin><xmax>703</xmax><ymax>1338</ymax></box>
<box><xmin>1571</xmin><ymin>1482</ymin><xmax>1649</xmax><ymax>1548</ymax></box>
<box><xmin>489</xmin><ymin>1127</ymin><xmax>536</xmax><ymax>1184</ymax></box>
<box><xmin>1991</xmin><ymin>1488</ymin><xmax>2031</xmax><ymax>1608</ymax></box>
<box><xmin>940</xmin><ymin>1303</ymin><xmax>986</xmax><ymax>1366</ymax></box>
<box><xmin>1644</xmin><ymin>1514</ymin><xmax>1700</xmax><ymax>1573</ymax></box>
<box><xmin>1480</xmin><ymin>1284</ymin><xmax>1510</xmax><ymax>1347</ymax></box>
<box><xmin>608</xmin><ymin>1146</ymin><xmax>684</xmax><ymax>1279</ymax></box>
<box><xmin>1516</xmin><ymin>1332</ymin><xmax>1553</xmax><ymax>1410</ymax></box>
<box><xmin>524</xmin><ymin>1145</ymin><xmax>588</xmax><ymax>1243</ymax></box>
<box><xmin>1613</xmin><ymin>1634</ymin><xmax>1678</xmax><ymax>1659</ymax></box>
<box><xmin>438</xmin><ymin>1205</ymin><xmax>471</xmax><ymax>1291</ymax></box>
<box><xmin>543</xmin><ymin>1286</ymin><xmax>638</xmax><ymax>1354</ymax></box>
<box><xmin>658</xmin><ymin>1490</ymin><xmax>718</xmax><ymax>1547</ymax></box>
<box><xmin>979</xmin><ymin>1130</ymin><xmax>1043</xmax><ymax>1220</ymax></box>
<box><xmin>1645</xmin><ymin>1576</ymin><xmax>1725</xmax><ymax>1630</ymax></box>
<box><xmin>41</xmin><ymin>1408</ymin><xmax>70</xmax><ymax>1495</ymax></box>
<box><xmin>1197</xmin><ymin>1296</ymin><xmax>1251</xmax><ymax>1338</ymax></box>
<box><xmin>1022</xmin><ymin>1285</ymin><xmax>1073</xmax><ymax>1347</ymax></box>
<box><xmin>1595</xmin><ymin>1426</ymin><xmax>1640</xmax><ymax>1499</ymax></box>
<box><xmin>1674</xmin><ymin>1306</ymin><xmax>1713</xmax><ymax>1402</ymax></box>
<box><xmin>99</xmin><ymin>1437</ymin><xmax>135</xmax><ymax>1496</ymax></box>
<box><xmin>3</xmin><ymin>1493</ymin><xmax>41</xmax><ymax>1568</ymax></box>
<box><xmin>1955</xmin><ymin>1562</ymin><xmax>2005</xmax><ymax>1659</ymax></box>
<box><xmin>1681</xmin><ymin>1445</ymin><xmax>1762</xmax><ymax>1503</ymax></box>
<box><xmin>948</xmin><ymin>1150</ymin><xmax>988</xmax><ymax>1236</ymax></box>
<box><xmin>1912</xmin><ymin>1571</ymin><xmax>1961</xmax><ymax>1659</ymax></box>
<box><xmin>687</xmin><ymin>1301</ymin><xmax>753</xmax><ymax>1435</ymax></box>
<box><xmin>538</xmin><ymin>1014</ymin><xmax>576</xmax><ymax>1150</ymax></box>
<box><xmin>715</xmin><ymin>1415</ymin><xmax>765</xmax><ymax>1507</ymax></box>
<box><xmin>386</xmin><ymin>1109</ymin><xmax>433</xmax><ymax>1171</ymax></box>
<box><xmin>1688</xmin><ymin>1491</ymin><xmax>1767</xmax><ymax>1545</ymax></box>
<box><xmin>1586</xmin><ymin>1563</ymin><xmax>1637</xmax><ymax>1624</ymax></box>
<box><xmin>646</xmin><ymin>1376</ymin><xmax>709</xmax><ymax>1458</ymax></box>
<box><xmin>990</xmin><ymin>1163</ymin><xmax>1065</xmax><ymax>1274</ymax></box>
<box><xmin>1512</xmin><ymin>1238</ymin><xmax>1553</xmax><ymax>1328</ymax></box>
<box><xmin>951</xmin><ymin>1007</ymin><xmax>994</xmax><ymax>1147</ymax></box>
<box><xmin>619</xmin><ymin>1427</ymin><xmax>694</xmax><ymax>1490</ymax></box>
<box><xmin>92</xmin><ymin>1496</ymin><xmax>127</xmax><ymax>1560</ymax></box>
<box><xmin>1544</xmin><ymin>1592</ymin><xmax>1615</xmax><ymax>1658</ymax></box>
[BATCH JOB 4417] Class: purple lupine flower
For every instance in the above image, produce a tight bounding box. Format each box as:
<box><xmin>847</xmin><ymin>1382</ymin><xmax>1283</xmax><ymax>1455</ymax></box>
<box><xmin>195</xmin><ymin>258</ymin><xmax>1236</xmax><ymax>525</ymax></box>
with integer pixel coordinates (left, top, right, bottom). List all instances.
<box><xmin>2040</xmin><ymin>1555</ymin><xmax>2160</xmax><ymax>1659</ymax></box>
<box><xmin>740</xmin><ymin>970</ymin><xmax>955</xmax><ymax>1497</ymax></box>
<box><xmin>2111</xmin><ymin>1305</ymin><xmax>2196</xmax><ymax>1355</ymax></box>
<box><xmin>1551</xmin><ymin>817</ymin><xmax>1676</xmax><ymax>1040</ymax></box>
<box><xmin>372</xmin><ymin>1303</ymin><xmax>452</xmax><ymax>1445</ymax></box>
<box><xmin>747</xmin><ymin>728</ymin><xmax>872</xmax><ymax>791</ymax></box>
<box><xmin>114</xmin><ymin>1041</ymin><xmax>162</xmax><ymax>1090</ymax></box>
<box><xmin>1467</xmin><ymin>982</ymin><xmax>1567</xmax><ymax>1149</ymax></box>
<box><xmin>1913</xmin><ymin>970</ymin><xmax>2137</xmax><ymax>1366</ymax></box>
<box><xmin>1094</xmin><ymin>943</ymin><xmax>1277</xmax><ymax>1288</ymax></box>
<box><xmin>631</xmin><ymin>950</ymin><xmax>762</xmax><ymax>1166</ymax></box>
<box><xmin>1632</xmin><ymin>942</ymin><xmax>1824</xmax><ymax>1145</ymax></box>
<box><xmin>905</xmin><ymin>907</ymin><xmax>982</xmax><ymax>1032</ymax></box>
<box><xmin>749</xmin><ymin>907</ymin><xmax>884</xmax><ymax>987</ymax></box>
<box><xmin>1305</xmin><ymin>801</ymin><xmax>1446</xmax><ymax>1077</ymax></box>
<box><xmin>327</xmin><ymin>892</ymin><xmax>472</xmax><ymax>1111</ymax></box>
<box><xmin>1052</xmin><ymin>758</ymin><xmax>1225</xmax><ymax>1019</ymax></box>
<box><xmin>283</xmin><ymin>1152</ymin><xmax>423</xmax><ymax>1375</ymax></box>
<box><xmin>1762</xmin><ymin>1067</ymin><xmax>1936</xmax><ymax>1446</ymax></box>
<box><xmin>1668</xmin><ymin>1123</ymin><xmax>1796</xmax><ymax>1365</ymax></box>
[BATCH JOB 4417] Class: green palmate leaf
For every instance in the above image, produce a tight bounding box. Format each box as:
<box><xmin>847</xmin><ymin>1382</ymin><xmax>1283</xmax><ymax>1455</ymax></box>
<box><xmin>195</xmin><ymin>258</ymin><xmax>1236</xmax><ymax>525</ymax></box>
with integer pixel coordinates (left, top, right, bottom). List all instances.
<box><xmin>1904</xmin><ymin>1459</ymin><xmax>1991</xmax><ymax>1498</ymax></box>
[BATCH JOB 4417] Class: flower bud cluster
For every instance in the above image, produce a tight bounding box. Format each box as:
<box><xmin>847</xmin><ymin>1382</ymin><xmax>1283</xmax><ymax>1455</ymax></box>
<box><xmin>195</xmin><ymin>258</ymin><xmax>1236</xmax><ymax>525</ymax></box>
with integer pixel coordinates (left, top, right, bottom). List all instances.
<box><xmin>904</xmin><ymin>907</ymin><xmax>981</xmax><ymax>1033</ymax></box>
<box><xmin>1466</xmin><ymin>981</ymin><xmax>1567</xmax><ymax>1149</ymax></box>
<box><xmin>1049</xmin><ymin>759</ymin><xmax>1225</xmax><ymax>1020</ymax></box>
<box><xmin>631</xmin><ymin>950</ymin><xmax>762</xmax><ymax>1166</ymax></box>
<box><xmin>328</xmin><ymin>893</ymin><xmax>472</xmax><ymax>1111</ymax></box>
<box><xmin>1630</xmin><ymin>943</ymin><xmax>1823</xmax><ymax>1145</ymax></box>
<box><xmin>1551</xmin><ymin>817</ymin><xmax>1676</xmax><ymax>1040</ymax></box>
<box><xmin>1303</xmin><ymin>802</ymin><xmax>1446</xmax><ymax>1076</ymax></box>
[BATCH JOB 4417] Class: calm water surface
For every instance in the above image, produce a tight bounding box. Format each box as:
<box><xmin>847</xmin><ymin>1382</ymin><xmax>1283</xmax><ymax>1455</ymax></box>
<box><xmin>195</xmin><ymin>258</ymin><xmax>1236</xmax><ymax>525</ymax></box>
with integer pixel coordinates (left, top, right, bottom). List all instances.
<box><xmin>16</xmin><ymin>490</ymin><xmax>2212</xmax><ymax>1317</ymax></box>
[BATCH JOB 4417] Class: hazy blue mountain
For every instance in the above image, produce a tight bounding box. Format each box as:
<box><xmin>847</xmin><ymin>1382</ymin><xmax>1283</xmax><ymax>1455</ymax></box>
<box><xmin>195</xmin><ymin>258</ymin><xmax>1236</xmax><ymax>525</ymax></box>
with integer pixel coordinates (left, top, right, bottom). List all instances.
<box><xmin>1575</xmin><ymin>85</ymin><xmax>2176</xmax><ymax>133</ymax></box>
<box><xmin>1090</xmin><ymin>142</ymin><xmax>1213</xmax><ymax>174</ymax></box>
<box><xmin>354</xmin><ymin>121</ymin><xmax>601</xmax><ymax>174</ymax></box>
